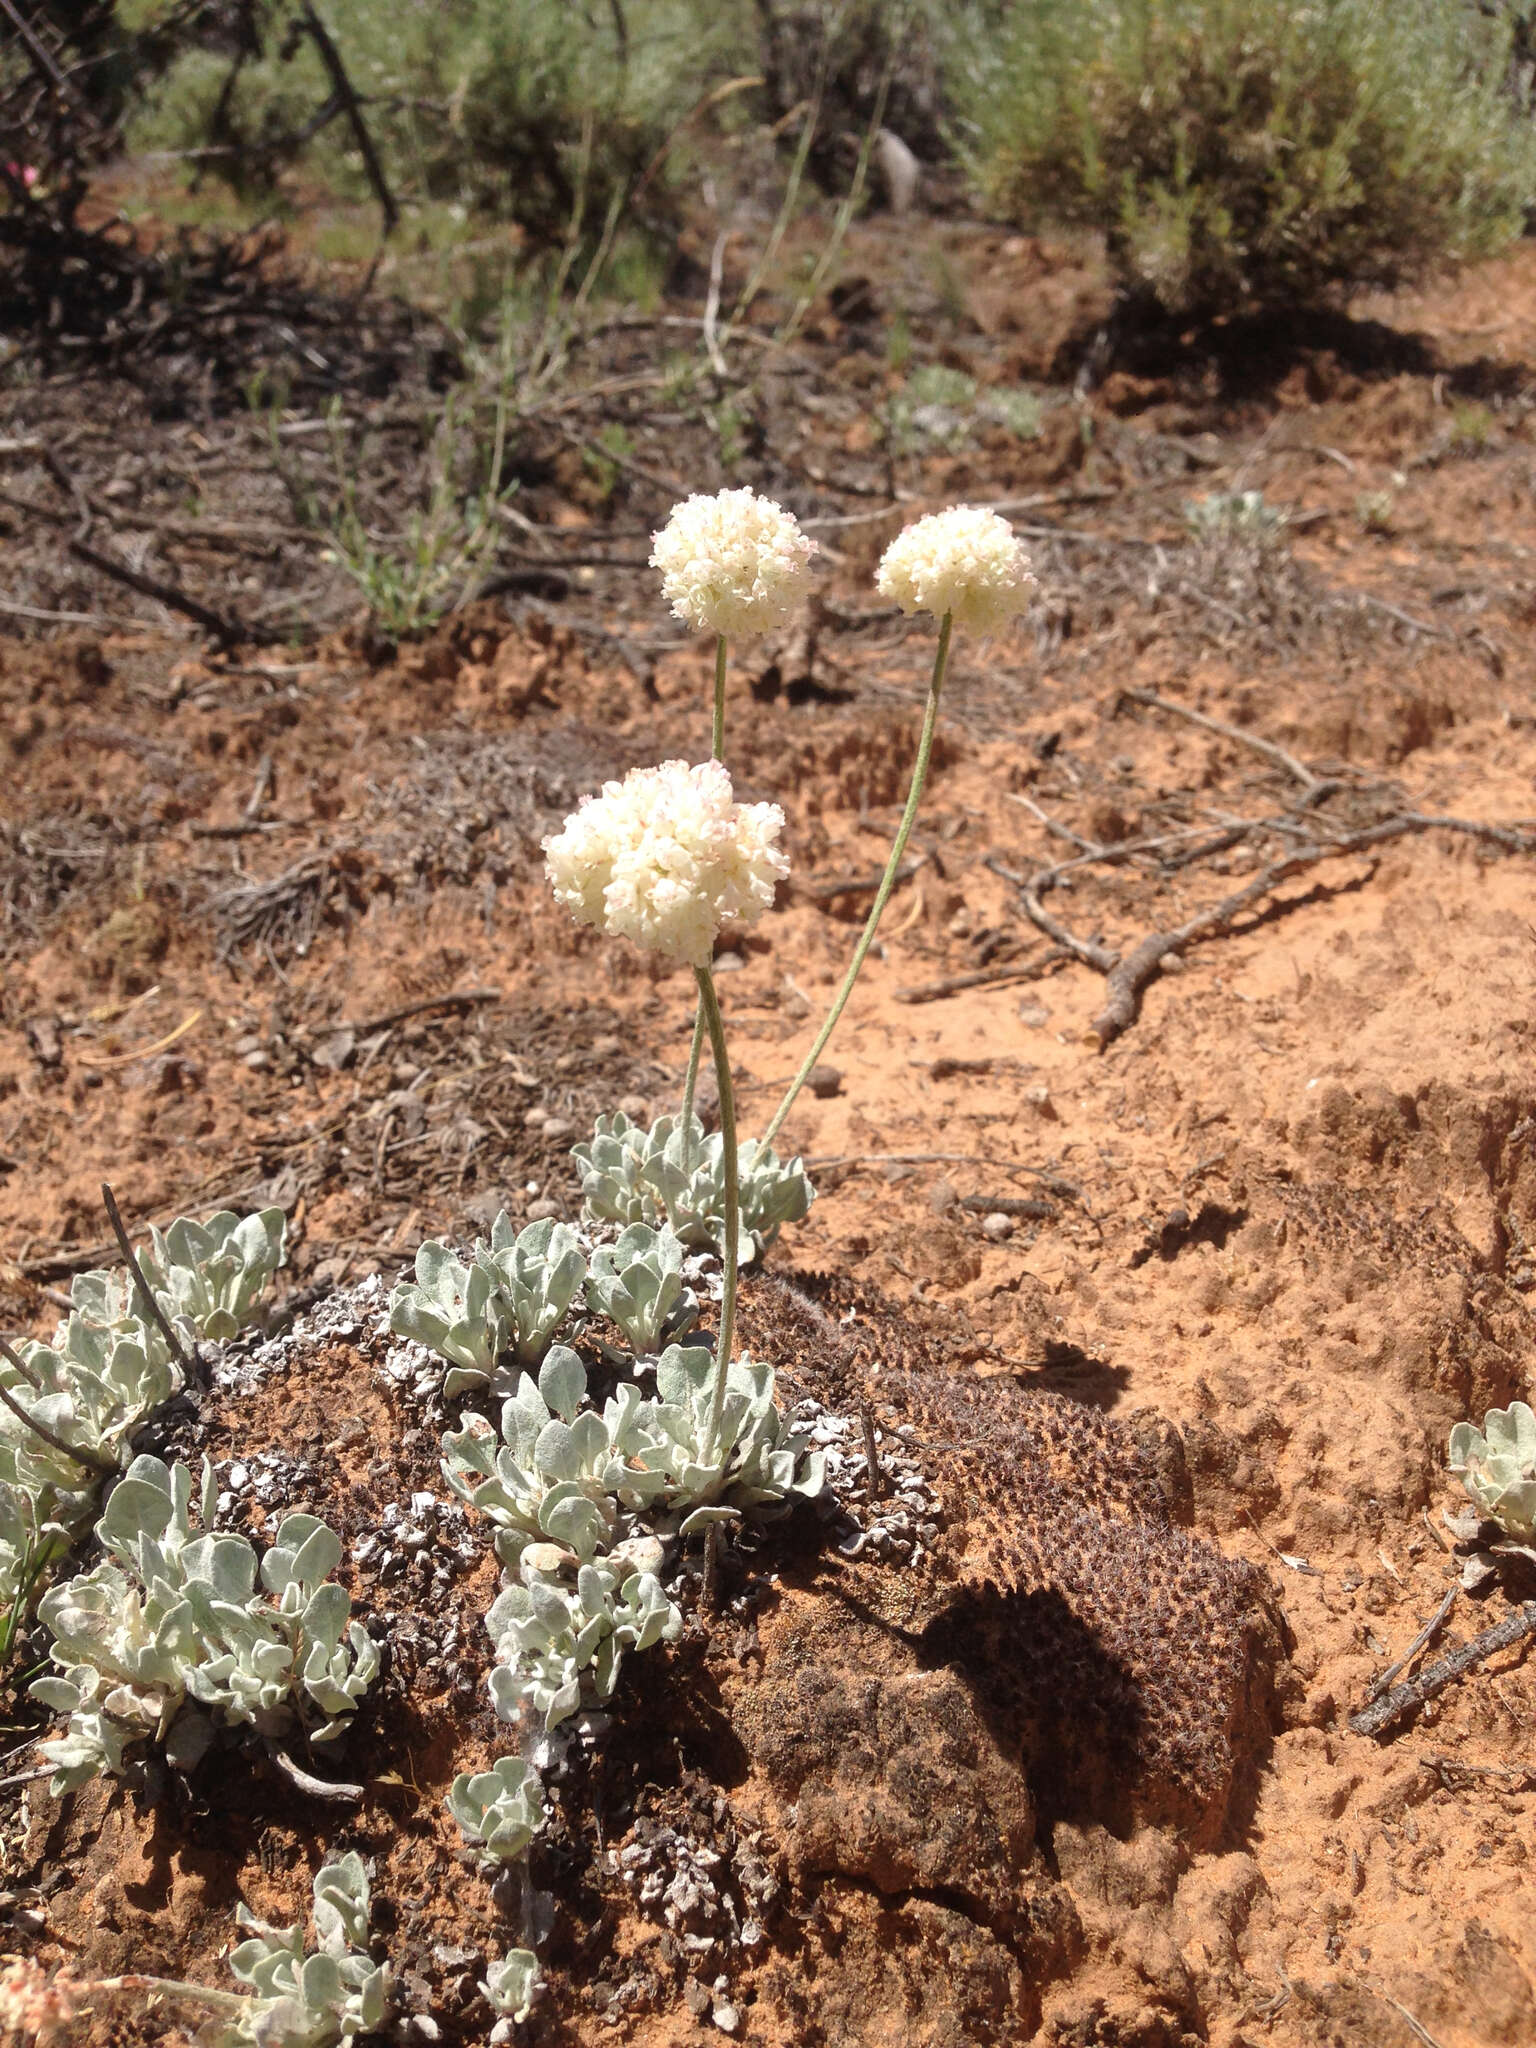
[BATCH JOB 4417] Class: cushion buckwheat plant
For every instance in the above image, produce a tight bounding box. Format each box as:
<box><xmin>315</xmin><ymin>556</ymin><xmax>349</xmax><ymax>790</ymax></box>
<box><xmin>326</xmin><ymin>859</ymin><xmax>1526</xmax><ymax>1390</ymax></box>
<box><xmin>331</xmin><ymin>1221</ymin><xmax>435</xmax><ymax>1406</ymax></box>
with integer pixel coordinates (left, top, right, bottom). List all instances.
<box><xmin>875</xmin><ymin>503</ymin><xmax>1037</xmax><ymax>635</ymax></box>
<box><xmin>650</xmin><ymin>488</ymin><xmax>816</xmax><ymax>638</ymax></box>
<box><xmin>543</xmin><ymin>758</ymin><xmax>787</xmax><ymax>969</ymax></box>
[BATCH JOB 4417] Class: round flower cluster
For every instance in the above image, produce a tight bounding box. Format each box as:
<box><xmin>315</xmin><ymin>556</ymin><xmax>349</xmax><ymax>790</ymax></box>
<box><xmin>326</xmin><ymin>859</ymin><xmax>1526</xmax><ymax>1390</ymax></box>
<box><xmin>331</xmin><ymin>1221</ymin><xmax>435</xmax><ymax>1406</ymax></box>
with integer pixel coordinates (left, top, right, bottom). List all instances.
<box><xmin>544</xmin><ymin>759</ymin><xmax>788</xmax><ymax>968</ymax></box>
<box><xmin>876</xmin><ymin>505</ymin><xmax>1036</xmax><ymax>635</ymax></box>
<box><xmin>651</xmin><ymin>488</ymin><xmax>816</xmax><ymax>637</ymax></box>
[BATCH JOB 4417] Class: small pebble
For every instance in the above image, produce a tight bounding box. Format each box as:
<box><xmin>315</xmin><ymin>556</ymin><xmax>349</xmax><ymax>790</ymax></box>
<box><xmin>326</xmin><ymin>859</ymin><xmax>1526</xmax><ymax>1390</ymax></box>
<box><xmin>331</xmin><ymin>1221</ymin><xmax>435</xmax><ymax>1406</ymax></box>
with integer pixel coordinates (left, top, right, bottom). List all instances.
<box><xmin>981</xmin><ymin>1211</ymin><xmax>1015</xmax><ymax>1242</ymax></box>
<box><xmin>712</xmin><ymin>950</ymin><xmax>745</xmax><ymax>972</ymax></box>
<box><xmin>525</xmin><ymin>1198</ymin><xmax>562</xmax><ymax>1222</ymax></box>
<box><xmin>806</xmin><ymin>1064</ymin><xmax>843</xmax><ymax>1099</ymax></box>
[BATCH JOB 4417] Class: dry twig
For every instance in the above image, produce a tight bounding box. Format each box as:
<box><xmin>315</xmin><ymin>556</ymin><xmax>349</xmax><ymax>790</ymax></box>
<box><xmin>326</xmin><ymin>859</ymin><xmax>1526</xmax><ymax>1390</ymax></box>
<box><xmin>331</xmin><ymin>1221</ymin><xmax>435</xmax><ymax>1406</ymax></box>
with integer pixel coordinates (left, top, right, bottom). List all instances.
<box><xmin>1116</xmin><ymin>685</ymin><xmax>1326</xmax><ymax>794</ymax></box>
<box><xmin>1364</xmin><ymin>1586</ymin><xmax>1459</xmax><ymax>1703</ymax></box>
<box><xmin>1349</xmin><ymin>1600</ymin><xmax>1536</xmax><ymax>1737</ymax></box>
<box><xmin>101</xmin><ymin>1181</ymin><xmax>196</xmax><ymax>1385</ymax></box>
<box><xmin>1003</xmin><ymin>808</ymin><xmax>1536</xmax><ymax>1050</ymax></box>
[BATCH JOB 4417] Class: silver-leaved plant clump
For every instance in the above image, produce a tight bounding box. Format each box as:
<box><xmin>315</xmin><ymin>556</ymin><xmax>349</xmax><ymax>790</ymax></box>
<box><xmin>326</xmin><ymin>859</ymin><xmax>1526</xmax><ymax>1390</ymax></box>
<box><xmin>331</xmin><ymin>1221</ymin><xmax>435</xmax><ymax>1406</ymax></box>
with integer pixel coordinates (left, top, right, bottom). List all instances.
<box><xmin>1449</xmin><ymin>1401</ymin><xmax>1536</xmax><ymax>1546</ymax></box>
<box><xmin>571</xmin><ymin>1111</ymin><xmax>813</xmax><ymax>1259</ymax></box>
<box><xmin>584</xmin><ymin>1222</ymin><xmax>699</xmax><ymax>1354</ymax></box>
<box><xmin>485</xmin><ymin>1555</ymin><xmax>682</xmax><ymax>1731</ymax></box>
<box><xmin>32</xmin><ymin>1456</ymin><xmax>377</xmax><ymax>1793</ymax></box>
<box><xmin>389</xmin><ymin>1216</ymin><xmax>587</xmax><ymax>1396</ymax></box>
<box><xmin>483</xmin><ymin>1948</ymin><xmax>543</xmax><ymax>2041</ymax></box>
<box><xmin>140</xmin><ymin>1207</ymin><xmax>288</xmax><ymax>1345</ymax></box>
<box><xmin>210</xmin><ymin>1851</ymin><xmax>390</xmax><ymax>2048</ymax></box>
<box><xmin>446</xmin><ymin>1753</ymin><xmax>549</xmax><ymax>1864</ymax></box>
<box><xmin>441</xmin><ymin>1345</ymin><xmax>670</xmax><ymax>1568</ymax></box>
<box><xmin>3</xmin><ymin>1205</ymin><xmax>288</xmax><ymax>1670</ymax></box>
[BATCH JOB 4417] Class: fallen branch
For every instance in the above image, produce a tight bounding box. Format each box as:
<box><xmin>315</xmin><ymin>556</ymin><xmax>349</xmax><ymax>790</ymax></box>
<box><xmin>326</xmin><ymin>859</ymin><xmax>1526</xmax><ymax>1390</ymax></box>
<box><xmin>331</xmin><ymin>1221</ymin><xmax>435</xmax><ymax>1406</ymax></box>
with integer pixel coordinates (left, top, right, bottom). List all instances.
<box><xmin>67</xmin><ymin>537</ymin><xmax>260</xmax><ymax>648</ymax></box>
<box><xmin>1348</xmin><ymin>1600</ymin><xmax>1536</xmax><ymax>1737</ymax></box>
<box><xmin>892</xmin><ymin>951</ymin><xmax>1068</xmax><ymax>1003</ymax></box>
<box><xmin>797</xmin><ymin>855</ymin><xmax>925</xmax><ymax>904</ymax></box>
<box><xmin>1007</xmin><ymin>810</ymin><xmax>1536</xmax><ymax>1050</ymax></box>
<box><xmin>0</xmin><ymin>1763</ymin><xmax>55</xmax><ymax>1793</ymax></box>
<box><xmin>334</xmin><ymin>988</ymin><xmax>502</xmax><ymax>1035</ymax></box>
<box><xmin>296</xmin><ymin>0</ymin><xmax>399</xmax><ymax>237</ymax></box>
<box><xmin>1118</xmin><ymin>685</ymin><xmax>1328</xmax><ymax>795</ymax></box>
<box><xmin>1020</xmin><ymin>881</ymin><xmax>1117</xmax><ymax>973</ymax></box>
<box><xmin>803</xmin><ymin>1150</ymin><xmax>1079</xmax><ymax>1197</ymax></box>
<box><xmin>1364</xmin><ymin>1586</ymin><xmax>1459</xmax><ymax>1702</ymax></box>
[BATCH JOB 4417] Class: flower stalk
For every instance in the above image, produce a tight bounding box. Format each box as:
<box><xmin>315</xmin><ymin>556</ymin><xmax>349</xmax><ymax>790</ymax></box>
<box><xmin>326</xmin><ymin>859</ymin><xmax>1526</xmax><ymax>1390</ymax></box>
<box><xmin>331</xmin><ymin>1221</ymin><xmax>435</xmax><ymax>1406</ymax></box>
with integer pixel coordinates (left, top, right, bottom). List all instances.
<box><xmin>761</xmin><ymin>610</ymin><xmax>953</xmax><ymax>1147</ymax></box>
<box><xmin>681</xmin><ymin>630</ymin><xmax>732</xmax><ymax>1166</ymax></box>
<box><xmin>692</xmin><ymin>964</ymin><xmax>740</xmax><ymax>1445</ymax></box>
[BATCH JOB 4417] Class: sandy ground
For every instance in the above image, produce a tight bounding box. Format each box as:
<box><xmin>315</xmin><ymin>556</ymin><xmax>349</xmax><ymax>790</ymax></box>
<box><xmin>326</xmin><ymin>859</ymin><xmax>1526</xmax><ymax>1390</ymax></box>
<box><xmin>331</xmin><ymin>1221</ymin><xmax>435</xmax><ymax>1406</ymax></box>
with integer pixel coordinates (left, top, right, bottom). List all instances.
<box><xmin>3</xmin><ymin>221</ymin><xmax>1536</xmax><ymax>2048</ymax></box>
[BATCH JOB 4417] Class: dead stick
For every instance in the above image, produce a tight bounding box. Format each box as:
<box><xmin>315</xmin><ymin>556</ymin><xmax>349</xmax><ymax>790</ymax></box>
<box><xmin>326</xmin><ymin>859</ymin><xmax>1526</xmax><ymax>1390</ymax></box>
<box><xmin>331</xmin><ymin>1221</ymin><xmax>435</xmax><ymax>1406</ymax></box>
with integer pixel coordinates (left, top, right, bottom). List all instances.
<box><xmin>297</xmin><ymin>1</ymin><xmax>399</xmax><ymax>236</ymax></box>
<box><xmin>0</xmin><ymin>0</ymin><xmax>99</xmax><ymax>120</ymax></box>
<box><xmin>1348</xmin><ymin>1600</ymin><xmax>1536</xmax><ymax>1737</ymax></box>
<box><xmin>803</xmin><ymin>1151</ymin><xmax>1076</xmax><ymax>1192</ymax></box>
<box><xmin>893</xmin><ymin>952</ymin><xmax>1068</xmax><ymax>1003</ymax></box>
<box><xmin>1119</xmin><ymin>686</ymin><xmax>1322</xmax><ymax>792</ymax></box>
<box><xmin>1365</xmin><ymin>1585</ymin><xmax>1459</xmax><ymax>1704</ymax></box>
<box><xmin>1006</xmin><ymin>793</ymin><xmax>1102</xmax><ymax>856</ymax></box>
<box><xmin>335</xmin><ymin>989</ymin><xmax>502</xmax><ymax>1036</ymax></box>
<box><xmin>0</xmin><ymin>1764</ymin><xmax>55</xmax><ymax>1793</ymax></box>
<box><xmin>860</xmin><ymin>1405</ymin><xmax>885</xmax><ymax>1500</ymax></box>
<box><xmin>1088</xmin><ymin>811</ymin><xmax>1536</xmax><ymax>1048</ymax></box>
<box><xmin>67</xmin><ymin>538</ymin><xmax>257</xmax><ymax>647</ymax></box>
<box><xmin>100</xmin><ymin>1182</ymin><xmax>196</xmax><ymax>1386</ymax></box>
<box><xmin>0</xmin><ymin>1336</ymin><xmax>41</xmax><ymax>1389</ymax></box>
<box><xmin>1089</xmin><ymin>842</ymin><xmax>1388</xmax><ymax>1048</ymax></box>
<box><xmin>799</xmin><ymin>856</ymin><xmax>925</xmax><ymax>903</ymax></box>
<box><xmin>701</xmin><ymin>1524</ymin><xmax>723</xmax><ymax>1614</ymax></box>
<box><xmin>1020</xmin><ymin>883</ymin><xmax>1118</xmax><ymax>973</ymax></box>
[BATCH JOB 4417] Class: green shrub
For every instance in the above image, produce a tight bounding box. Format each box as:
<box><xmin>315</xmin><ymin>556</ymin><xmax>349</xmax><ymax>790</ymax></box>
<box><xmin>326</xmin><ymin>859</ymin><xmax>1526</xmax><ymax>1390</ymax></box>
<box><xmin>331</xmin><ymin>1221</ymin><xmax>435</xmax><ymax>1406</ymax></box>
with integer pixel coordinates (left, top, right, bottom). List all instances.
<box><xmin>126</xmin><ymin>1</ymin><xmax>751</xmax><ymax>244</ymax></box>
<box><xmin>950</xmin><ymin>0</ymin><xmax>1536</xmax><ymax>319</ymax></box>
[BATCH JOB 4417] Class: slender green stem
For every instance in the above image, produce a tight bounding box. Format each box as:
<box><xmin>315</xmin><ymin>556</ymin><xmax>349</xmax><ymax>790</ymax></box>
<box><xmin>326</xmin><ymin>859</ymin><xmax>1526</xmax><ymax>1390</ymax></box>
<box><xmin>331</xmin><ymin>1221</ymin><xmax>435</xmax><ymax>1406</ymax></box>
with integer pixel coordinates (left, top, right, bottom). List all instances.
<box><xmin>693</xmin><ymin>964</ymin><xmax>739</xmax><ymax>1446</ymax></box>
<box><xmin>761</xmin><ymin>609</ymin><xmax>953</xmax><ymax>1148</ymax></box>
<box><xmin>680</xmin><ymin>1005</ymin><xmax>706</xmax><ymax>1153</ymax></box>
<box><xmin>682</xmin><ymin>634</ymin><xmax>731</xmax><ymax>1170</ymax></box>
<box><xmin>0</xmin><ymin>1527</ymin><xmax>51</xmax><ymax>1672</ymax></box>
<box><xmin>711</xmin><ymin>631</ymin><xmax>727</xmax><ymax>759</ymax></box>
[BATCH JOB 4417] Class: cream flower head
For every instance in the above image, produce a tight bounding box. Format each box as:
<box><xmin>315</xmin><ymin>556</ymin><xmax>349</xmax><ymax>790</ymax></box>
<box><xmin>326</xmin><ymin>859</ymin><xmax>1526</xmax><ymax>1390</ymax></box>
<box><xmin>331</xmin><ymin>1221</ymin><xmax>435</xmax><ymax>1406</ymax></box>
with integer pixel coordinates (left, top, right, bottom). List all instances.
<box><xmin>544</xmin><ymin>759</ymin><xmax>788</xmax><ymax>968</ymax></box>
<box><xmin>650</xmin><ymin>488</ymin><xmax>816</xmax><ymax>637</ymax></box>
<box><xmin>876</xmin><ymin>505</ymin><xmax>1036</xmax><ymax>635</ymax></box>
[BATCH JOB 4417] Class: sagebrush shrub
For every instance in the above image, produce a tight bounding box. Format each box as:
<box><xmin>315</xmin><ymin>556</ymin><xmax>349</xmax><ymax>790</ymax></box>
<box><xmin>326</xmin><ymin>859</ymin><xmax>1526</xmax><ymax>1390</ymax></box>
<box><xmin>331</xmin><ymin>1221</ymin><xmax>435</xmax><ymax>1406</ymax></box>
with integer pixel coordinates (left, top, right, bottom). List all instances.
<box><xmin>126</xmin><ymin>0</ymin><xmax>742</xmax><ymax>243</ymax></box>
<box><xmin>951</xmin><ymin>0</ymin><xmax>1536</xmax><ymax>319</ymax></box>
